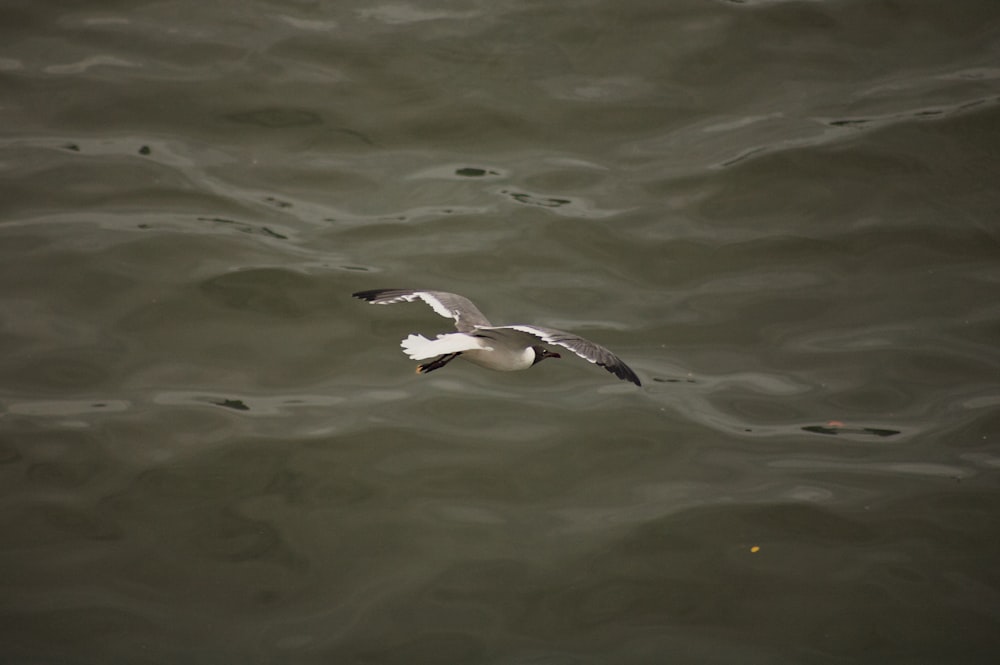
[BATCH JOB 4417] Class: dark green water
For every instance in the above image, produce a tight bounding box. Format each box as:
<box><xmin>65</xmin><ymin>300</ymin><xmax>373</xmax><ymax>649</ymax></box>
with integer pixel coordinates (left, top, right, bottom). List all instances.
<box><xmin>2</xmin><ymin>1</ymin><xmax>999</xmax><ymax>662</ymax></box>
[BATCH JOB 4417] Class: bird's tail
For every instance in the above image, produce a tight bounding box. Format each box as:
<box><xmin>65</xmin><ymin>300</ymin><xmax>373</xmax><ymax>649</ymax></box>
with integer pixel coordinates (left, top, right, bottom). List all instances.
<box><xmin>400</xmin><ymin>334</ymin><xmax>437</xmax><ymax>360</ymax></box>
<box><xmin>400</xmin><ymin>333</ymin><xmax>486</xmax><ymax>360</ymax></box>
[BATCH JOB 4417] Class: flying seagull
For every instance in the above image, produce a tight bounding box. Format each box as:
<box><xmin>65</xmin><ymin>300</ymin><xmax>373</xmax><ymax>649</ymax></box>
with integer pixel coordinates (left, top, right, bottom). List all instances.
<box><xmin>352</xmin><ymin>288</ymin><xmax>641</xmax><ymax>386</ymax></box>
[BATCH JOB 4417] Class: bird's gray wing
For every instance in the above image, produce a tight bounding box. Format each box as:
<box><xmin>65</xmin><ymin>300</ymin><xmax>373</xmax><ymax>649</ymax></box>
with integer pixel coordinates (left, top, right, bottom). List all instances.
<box><xmin>352</xmin><ymin>288</ymin><xmax>492</xmax><ymax>332</ymax></box>
<box><xmin>489</xmin><ymin>324</ymin><xmax>641</xmax><ymax>386</ymax></box>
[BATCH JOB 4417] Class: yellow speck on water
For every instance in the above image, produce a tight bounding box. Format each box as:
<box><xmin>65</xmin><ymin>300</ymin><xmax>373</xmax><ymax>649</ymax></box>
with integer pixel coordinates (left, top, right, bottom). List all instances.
<box><xmin>750</xmin><ymin>545</ymin><xmax>760</xmax><ymax>553</ymax></box>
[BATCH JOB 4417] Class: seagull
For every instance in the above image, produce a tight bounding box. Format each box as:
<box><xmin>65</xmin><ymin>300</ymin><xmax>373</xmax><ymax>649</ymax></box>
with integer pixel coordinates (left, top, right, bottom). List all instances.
<box><xmin>352</xmin><ymin>288</ymin><xmax>641</xmax><ymax>386</ymax></box>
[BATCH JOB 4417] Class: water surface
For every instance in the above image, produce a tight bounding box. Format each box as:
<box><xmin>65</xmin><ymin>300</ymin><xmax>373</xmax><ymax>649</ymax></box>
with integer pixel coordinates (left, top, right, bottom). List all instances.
<box><xmin>2</xmin><ymin>1</ymin><xmax>999</xmax><ymax>663</ymax></box>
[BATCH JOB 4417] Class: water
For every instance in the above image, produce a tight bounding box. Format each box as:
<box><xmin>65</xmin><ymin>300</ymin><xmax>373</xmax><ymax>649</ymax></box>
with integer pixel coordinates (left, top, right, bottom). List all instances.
<box><xmin>2</xmin><ymin>0</ymin><xmax>999</xmax><ymax>662</ymax></box>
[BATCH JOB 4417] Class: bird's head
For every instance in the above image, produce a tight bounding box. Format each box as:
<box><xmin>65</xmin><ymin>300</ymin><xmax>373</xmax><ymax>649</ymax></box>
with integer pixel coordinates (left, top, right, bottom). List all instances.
<box><xmin>531</xmin><ymin>346</ymin><xmax>561</xmax><ymax>365</ymax></box>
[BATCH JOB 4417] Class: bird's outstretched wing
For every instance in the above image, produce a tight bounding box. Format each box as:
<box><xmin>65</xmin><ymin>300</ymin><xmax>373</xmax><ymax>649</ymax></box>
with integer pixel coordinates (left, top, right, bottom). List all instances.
<box><xmin>352</xmin><ymin>288</ymin><xmax>492</xmax><ymax>332</ymax></box>
<box><xmin>489</xmin><ymin>324</ymin><xmax>641</xmax><ymax>386</ymax></box>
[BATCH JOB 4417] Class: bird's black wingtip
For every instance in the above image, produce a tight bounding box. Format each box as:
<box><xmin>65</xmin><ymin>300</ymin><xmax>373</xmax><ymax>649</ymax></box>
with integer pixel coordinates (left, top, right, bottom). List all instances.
<box><xmin>352</xmin><ymin>288</ymin><xmax>401</xmax><ymax>302</ymax></box>
<box><xmin>623</xmin><ymin>371</ymin><xmax>642</xmax><ymax>387</ymax></box>
<box><xmin>602</xmin><ymin>361</ymin><xmax>642</xmax><ymax>387</ymax></box>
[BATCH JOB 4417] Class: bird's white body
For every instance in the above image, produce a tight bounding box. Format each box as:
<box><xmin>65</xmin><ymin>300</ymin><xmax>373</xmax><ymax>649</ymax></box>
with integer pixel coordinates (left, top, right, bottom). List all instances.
<box><xmin>401</xmin><ymin>332</ymin><xmax>536</xmax><ymax>371</ymax></box>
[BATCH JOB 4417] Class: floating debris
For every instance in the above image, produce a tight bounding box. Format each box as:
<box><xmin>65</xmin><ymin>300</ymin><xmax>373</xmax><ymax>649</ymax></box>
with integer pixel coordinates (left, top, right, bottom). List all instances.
<box><xmin>211</xmin><ymin>398</ymin><xmax>250</xmax><ymax>411</ymax></box>
<box><xmin>455</xmin><ymin>167</ymin><xmax>500</xmax><ymax>177</ymax></box>
<box><xmin>802</xmin><ymin>424</ymin><xmax>900</xmax><ymax>437</ymax></box>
